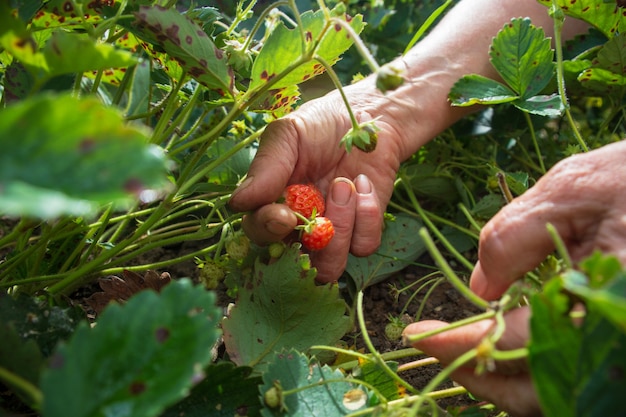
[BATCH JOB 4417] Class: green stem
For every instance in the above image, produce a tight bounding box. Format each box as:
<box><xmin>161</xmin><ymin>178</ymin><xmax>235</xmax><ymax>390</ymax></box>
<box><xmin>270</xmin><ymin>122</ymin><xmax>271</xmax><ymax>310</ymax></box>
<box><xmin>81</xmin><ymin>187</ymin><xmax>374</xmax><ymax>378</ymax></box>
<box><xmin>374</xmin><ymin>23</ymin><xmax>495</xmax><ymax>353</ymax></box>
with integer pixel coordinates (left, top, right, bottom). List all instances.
<box><xmin>330</xmin><ymin>17</ymin><xmax>379</xmax><ymax>73</ymax></box>
<box><xmin>457</xmin><ymin>203</ymin><xmax>483</xmax><ymax>233</ymax></box>
<box><xmin>546</xmin><ymin>222</ymin><xmax>572</xmax><ymax>268</ymax></box>
<box><xmin>241</xmin><ymin>2</ymin><xmax>289</xmax><ymax>50</ymax></box>
<box><xmin>314</xmin><ymin>55</ymin><xmax>359</xmax><ymax>129</ymax></box>
<box><xmin>398</xmin><ymin>177</ymin><xmax>477</xmax><ymax>270</ymax></box>
<box><xmin>150</xmin><ymin>72</ymin><xmax>187</xmax><ymax>144</ymax></box>
<box><xmin>0</xmin><ymin>367</ymin><xmax>43</xmax><ymax>410</ymax></box>
<box><xmin>523</xmin><ymin>112</ymin><xmax>546</xmax><ymax>173</ymax></box>
<box><xmin>418</xmin><ymin>227</ymin><xmax>490</xmax><ymax>310</ymax></box>
<box><xmin>404</xmin><ymin>310</ymin><xmax>495</xmax><ymax>344</ymax></box>
<box><xmin>160</xmin><ymin>83</ymin><xmax>203</xmax><ymax>147</ymax></box>
<box><xmin>550</xmin><ymin>0</ymin><xmax>588</xmax><ymax>152</ymax></box>
<box><xmin>357</xmin><ymin>291</ymin><xmax>419</xmax><ymax>395</ymax></box>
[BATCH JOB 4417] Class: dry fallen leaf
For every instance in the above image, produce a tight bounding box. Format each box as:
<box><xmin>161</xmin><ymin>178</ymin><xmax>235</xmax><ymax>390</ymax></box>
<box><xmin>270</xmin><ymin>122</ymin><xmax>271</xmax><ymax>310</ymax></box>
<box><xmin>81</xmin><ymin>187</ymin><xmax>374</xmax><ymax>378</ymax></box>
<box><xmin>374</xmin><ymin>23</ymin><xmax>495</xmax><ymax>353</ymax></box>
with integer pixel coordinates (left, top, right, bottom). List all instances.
<box><xmin>85</xmin><ymin>270</ymin><xmax>172</xmax><ymax>315</ymax></box>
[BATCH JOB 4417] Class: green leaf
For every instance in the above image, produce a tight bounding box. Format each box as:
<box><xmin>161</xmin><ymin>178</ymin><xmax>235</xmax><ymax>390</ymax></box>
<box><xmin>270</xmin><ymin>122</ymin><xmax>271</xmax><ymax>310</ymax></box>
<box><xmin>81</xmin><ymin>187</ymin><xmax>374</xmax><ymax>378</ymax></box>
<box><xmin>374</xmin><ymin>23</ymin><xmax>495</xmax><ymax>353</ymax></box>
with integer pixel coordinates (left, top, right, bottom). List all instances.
<box><xmin>352</xmin><ymin>358</ymin><xmax>403</xmax><ymax>402</ymax></box>
<box><xmin>490</xmin><ymin>18</ymin><xmax>554</xmax><ymax>99</ymax></box>
<box><xmin>249</xmin><ymin>7</ymin><xmax>364</xmax><ymax>91</ymax></box>
<box><xmin>1</xmin><ymin>25</ymin><xmax>137</xmax><ymax>81</ymax></box>
<box><xmin>528</xmin><ymin>279</ymin><xmax>585</xmax><ymax>417</ymax></box>
<box><xmin>529</xmin><ymin>274</ymin><xmax>626</xmax><ymax>417</ymax></box>
<box><xmin>221</xmin><ymin>245</ymin><xmax>351</xmax><ymax>372</ymax></box>
<box><xmin>0</xmin><ymin>94</ymin><xmax>171</xmax><ymax>219</ymax></box>
<box><xmin>162</xmin><ymin>362</ymin><xmax>263</xmax><ymax>417</ymax></box>
<box><xmin>0</xmin><ymin>292</ymin><xmax>83</xmax><ymax>357</ymax></box>
<box><xmin>41</xmin><ymin>279</ymin><xmax>222</xmax><ymax>417</ymax></box>
<box><xmin>260</xmin><ymin>349</ymin><xmax>369</xmax><ymax>416</ymax></box>
<box><xmin>561</xmin><ymin>252</ymin><xmax>626</xmax><ymax>334</ymax></box>
<box><xmin>578</xmin><ymin>33</ymin><xmax>626</xmax><ymax>98</ymax></box>
<box><xmin>132</xmin><ymin>6</ymin><xmax>233</xmax><ymax>95</ymax></box>
<box><xmin>537</xmin><ymin>0</ymin><xmax>626</xmax><ymax>39</ymax></box>
<box><xmin>345</xmin><ymin>214</ymin><xmax>426</xmax><ymax>290</ymax></box>
<box><xmin>513</xmin><ymin>94</ymin><xmax>564</xmax><ymax>116</ymax></box>
<box><xmin>449</xmin><ymin>74</ymin><xmax>518</xmax><ymax>106</ymax></box>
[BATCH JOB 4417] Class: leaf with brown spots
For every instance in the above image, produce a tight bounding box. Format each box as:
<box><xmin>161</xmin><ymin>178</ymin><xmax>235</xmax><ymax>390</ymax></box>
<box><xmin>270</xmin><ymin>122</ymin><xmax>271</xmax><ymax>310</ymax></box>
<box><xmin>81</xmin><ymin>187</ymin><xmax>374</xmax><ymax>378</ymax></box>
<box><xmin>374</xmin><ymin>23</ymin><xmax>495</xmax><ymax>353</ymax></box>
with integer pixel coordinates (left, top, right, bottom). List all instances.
<box><xmin>85</xmin><ymin>270</ymin><xmax>172</xmax><ymax>315</ymax></box>
<box><xmin>536</xmin><ymin>0</ymin><xmax>626</xmax><ymax>38</ymax></box>
<box><xmin>250</xmin><ymin>84</ymin><xmax>300</xmax><ymax>117</ymax></box>
<box><xmin>249</xmin><ymin>6</ymin><xmax>363</xmax><ymax>91</ymax></box>
<box><xmin>41</xmin><ymin>279</ymin><xmax>221</xmax><ymax>417</ymax></box>
<box><xmin>131</xmin><ymin>5</ymin><xmax>233</xmax><ymax>95</ymax></box>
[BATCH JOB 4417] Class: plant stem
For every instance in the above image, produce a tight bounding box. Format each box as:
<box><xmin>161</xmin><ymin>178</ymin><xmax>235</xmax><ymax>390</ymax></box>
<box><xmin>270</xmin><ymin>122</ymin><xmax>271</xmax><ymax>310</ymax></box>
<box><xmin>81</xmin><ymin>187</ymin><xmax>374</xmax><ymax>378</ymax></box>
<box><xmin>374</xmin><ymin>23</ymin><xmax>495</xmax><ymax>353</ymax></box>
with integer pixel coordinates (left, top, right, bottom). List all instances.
<box><xmin>496</xmin><ymin>171</ymin><xmax>515</xmax><ymax>203</ymax></box>
<box><xmin>404</xmin><ymin>310</ymin><xmax>495</xmax><ymax>344</ymax></box>
<box><xmin>523</xmin><ymin>112</ymin><xmax>546</xmax><ymax>173</ymax></box>
<box><xmin>0</xmin><ymin>367</ymin><xmax>43</xmax><ymax>410</ymax></box>
<box><xmin>418</xmin><ymin>228</ymin><xmax>490</xmax><ymax>310</ymax></box>
<box><xmin>314</xmin><ymin>55</ymin><xmax>360</xmax><ymax>129</ymax></box>
<box><xmin>546</xmin><ymin>222</ymin><xmax>572</xmax><ymax>268</ymax></box>
<box><xmin>398</xmin><ymin>177</ymin><xmax>477</xmax><ymax>270</ymax></box>
<box><xmin>550</xmin><ymin>0</ymin><xmax>588</xmax><ymax>152</ymax></box>
<box><xmin>397</xmin><ymin>356</ymin><xmax>439</xmax><ymax>372</ymax></box>
<box><xmin>356</xmin><ymin>291</ymin><xmax>419</xmax><ymax>395</ymax></box>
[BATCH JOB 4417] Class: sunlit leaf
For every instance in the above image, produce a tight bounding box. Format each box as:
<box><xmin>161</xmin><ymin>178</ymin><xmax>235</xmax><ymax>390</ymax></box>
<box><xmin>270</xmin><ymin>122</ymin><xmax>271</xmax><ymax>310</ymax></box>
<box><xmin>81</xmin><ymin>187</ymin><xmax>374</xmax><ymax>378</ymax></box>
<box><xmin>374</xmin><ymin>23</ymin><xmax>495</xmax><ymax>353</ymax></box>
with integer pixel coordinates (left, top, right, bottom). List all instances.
<box><xmin>490</xmin><ymin>18</ymin><xmax>554</xmax><ymax>99</ymax></box>
<box><xmin>537</xmin><ymin>0</ymin><xmax>626</xmax><ymax>38</ymax></box>
<box><xmin>132</xmin><ymin>5</ymin><xmax>233</xmax><ymax>95</ymax></box>
<box><xmin>249</xmin><ymin>7</ymin><xmax>364</xmax><ymax>91</ymax></box>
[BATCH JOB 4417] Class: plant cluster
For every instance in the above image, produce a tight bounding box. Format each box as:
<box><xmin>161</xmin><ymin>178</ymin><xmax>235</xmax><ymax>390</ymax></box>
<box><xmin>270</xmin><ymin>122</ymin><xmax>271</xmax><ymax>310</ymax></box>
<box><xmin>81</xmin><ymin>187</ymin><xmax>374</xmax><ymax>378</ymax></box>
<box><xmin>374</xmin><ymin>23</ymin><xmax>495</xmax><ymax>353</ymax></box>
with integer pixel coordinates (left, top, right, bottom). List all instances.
<box><xmin>0</xmin><ymin>1</ymin><xmax>625</xmax><ymax>417</ymax></box>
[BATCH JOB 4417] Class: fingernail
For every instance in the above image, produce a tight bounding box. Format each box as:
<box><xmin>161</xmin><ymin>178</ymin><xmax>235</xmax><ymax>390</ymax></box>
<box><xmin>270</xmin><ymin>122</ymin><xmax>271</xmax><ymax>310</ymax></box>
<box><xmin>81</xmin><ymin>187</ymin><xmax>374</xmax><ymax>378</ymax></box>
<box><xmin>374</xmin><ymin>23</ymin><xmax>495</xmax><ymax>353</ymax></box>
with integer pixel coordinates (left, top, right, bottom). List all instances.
<box><xmin>355</xmin><ymin>174</ymin><xmax>372</xmax><ymax>195</ymax></box>
<box><xmin>266</xmin><ymin>220</ymin><xmax>292</xmax><ymax>236</ymax></box>
<box><xmin>331</xmin><ymin>178</ymin><xmax>355</xmax><ymax>206</ymax></box>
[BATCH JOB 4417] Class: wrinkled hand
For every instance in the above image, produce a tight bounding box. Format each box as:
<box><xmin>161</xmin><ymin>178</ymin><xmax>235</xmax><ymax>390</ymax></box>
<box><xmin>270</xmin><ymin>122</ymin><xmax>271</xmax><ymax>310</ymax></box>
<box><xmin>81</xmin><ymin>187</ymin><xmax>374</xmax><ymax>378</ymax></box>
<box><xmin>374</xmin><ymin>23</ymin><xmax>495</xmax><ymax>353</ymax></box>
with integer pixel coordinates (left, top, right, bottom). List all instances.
<box><xmin>471</xmin><ymin>140</ymin><xmax>626</xmax><ymax>300</ymax></box>
<box><xmin>405</xmin><ymin>140</ymin><xmax>626</xmax><ymax>417</ymax></box>
<box><xmin>404</xmin><ymin>307</ymin><xmax>542</xmax><ymax>417</ymax></box>
<box><xmin>229</xmin><ymin>82</ymin><xmax>413</xmax><ymax>282</ymax></box>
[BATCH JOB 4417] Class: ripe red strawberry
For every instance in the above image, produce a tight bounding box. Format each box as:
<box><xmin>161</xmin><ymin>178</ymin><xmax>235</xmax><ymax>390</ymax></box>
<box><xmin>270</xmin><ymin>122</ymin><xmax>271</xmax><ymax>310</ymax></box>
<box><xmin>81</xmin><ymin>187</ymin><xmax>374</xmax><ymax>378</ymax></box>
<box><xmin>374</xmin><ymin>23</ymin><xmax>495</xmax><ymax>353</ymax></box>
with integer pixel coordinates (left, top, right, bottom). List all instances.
<box><xmin>283</xmin><ymin>183</ymin><xmax>325</xmax><ymax>219</ymax></box>
<box><xmin>301</xmin><ymin>216</ymin><xmax>334</xmax><ymax>251</ymax></box>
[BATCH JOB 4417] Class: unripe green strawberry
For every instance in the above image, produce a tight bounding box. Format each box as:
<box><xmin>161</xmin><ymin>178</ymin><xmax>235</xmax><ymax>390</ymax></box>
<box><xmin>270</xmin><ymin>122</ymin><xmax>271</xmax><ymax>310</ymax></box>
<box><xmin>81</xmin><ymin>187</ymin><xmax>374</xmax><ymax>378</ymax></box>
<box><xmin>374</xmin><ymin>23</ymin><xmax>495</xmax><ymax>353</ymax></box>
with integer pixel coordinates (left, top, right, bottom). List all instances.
<box><xmin>384</xmin><ymin>315</ymin><xmax>407</xmax><ymax>341</ymax></box>
<box><xmin>283</xmin><ymin>183</ymin><xmax>325</xmax><ymax>219</ymax></box>
<box><xmin>339</xmin><ymin>120</ymin><xmax>380</xmax><ymax>153</ymax></box>
<box><xmin>268</xmin><ymin>241</ymin><xmax>286</xmax><ymax>259</ymax></box>
<box><xmin>301</xmin><ymin>216</ymin><xmax>334</xmax><ymax>251</ymax></box>
<box><xmin>225</xmin><ymin>232</ymin><xmax>250</xmax><ymax>261</ymax></box>
<box><xmin>198</xmin><ymin>260</ymin><xmax>225</xmax><ymax>290</ymax></box>
<box><xmin>375</xmin><ymin>63</ymin><xmax>405</xmax><ymax>93</ymax></box>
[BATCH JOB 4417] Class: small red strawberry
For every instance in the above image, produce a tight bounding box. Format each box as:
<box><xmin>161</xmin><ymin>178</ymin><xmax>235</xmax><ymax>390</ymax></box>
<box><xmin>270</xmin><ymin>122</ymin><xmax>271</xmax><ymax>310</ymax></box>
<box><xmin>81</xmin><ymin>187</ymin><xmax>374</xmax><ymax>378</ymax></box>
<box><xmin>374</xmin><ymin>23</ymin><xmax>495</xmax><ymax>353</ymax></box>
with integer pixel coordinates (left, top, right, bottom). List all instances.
<box><xmin>301</xmin><ymin>216</ymin><xmax>335</xmax><ymax>251</ymax></box>
<box><xmin>283</xmin><ymin>183</ymin><xmax>325</xmax><ymax>219</ymax></box>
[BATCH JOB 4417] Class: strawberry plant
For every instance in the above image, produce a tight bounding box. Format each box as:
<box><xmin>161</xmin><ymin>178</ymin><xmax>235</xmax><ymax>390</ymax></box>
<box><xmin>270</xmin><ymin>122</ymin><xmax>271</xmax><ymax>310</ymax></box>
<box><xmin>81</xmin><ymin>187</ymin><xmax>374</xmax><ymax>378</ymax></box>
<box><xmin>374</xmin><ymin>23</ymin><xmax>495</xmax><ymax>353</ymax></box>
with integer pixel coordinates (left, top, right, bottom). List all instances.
<box><xmin>0</xmin><ymin>0</ymin><xmax>625</xmax><ymax>417</ymax></box>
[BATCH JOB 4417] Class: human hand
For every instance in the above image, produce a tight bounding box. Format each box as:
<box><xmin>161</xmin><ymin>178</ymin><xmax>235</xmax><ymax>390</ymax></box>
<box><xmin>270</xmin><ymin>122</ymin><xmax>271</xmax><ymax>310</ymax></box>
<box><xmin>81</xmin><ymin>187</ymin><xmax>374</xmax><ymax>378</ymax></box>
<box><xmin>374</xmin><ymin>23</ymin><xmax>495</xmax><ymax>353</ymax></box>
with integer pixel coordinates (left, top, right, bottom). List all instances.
<box><xmin>470</xmin><ymin>140</ymin><xmax>626</xmax><ymax>300</ymax></box>
<box><xmin>403</xmin><ymin>307</ymin><xmax>542</xmax><ymax>417</ymax></box>
<box><xmin>229</xmin><ymin>81</ymin><xmax>414</xmax><ymax>282</ymax></box>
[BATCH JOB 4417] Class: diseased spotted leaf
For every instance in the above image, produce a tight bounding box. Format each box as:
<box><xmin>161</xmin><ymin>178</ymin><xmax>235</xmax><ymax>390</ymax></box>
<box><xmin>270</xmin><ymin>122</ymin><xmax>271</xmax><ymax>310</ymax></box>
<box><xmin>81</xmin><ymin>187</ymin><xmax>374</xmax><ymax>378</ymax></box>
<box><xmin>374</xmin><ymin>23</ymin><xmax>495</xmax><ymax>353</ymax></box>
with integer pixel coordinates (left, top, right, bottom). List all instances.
<box><xmin>132</xmin><ymin>5</ymin><xmax>233</xmax><ymax>95</ymax></box>
<box><xmin>41</xmin><ymin>279</ymin><xmax>221</xmax><ymax>417</ymax></box>
<box><xmin>249</xmin><ymin>7</ymin><xmax>363</xmax><ymax>91</ymax></box>
<box><xmin>537</xmin><ymin>0</ymin><xmax>626</xmax><ymax>38</ymax></box>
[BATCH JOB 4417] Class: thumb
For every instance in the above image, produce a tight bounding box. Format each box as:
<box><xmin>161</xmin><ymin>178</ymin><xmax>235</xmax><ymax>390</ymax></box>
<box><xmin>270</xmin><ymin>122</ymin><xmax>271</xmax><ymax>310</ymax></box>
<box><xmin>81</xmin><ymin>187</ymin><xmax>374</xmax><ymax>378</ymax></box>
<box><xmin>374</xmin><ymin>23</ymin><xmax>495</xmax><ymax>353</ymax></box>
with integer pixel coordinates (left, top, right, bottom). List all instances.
<box><xmin>229</xmin><ymin>118</ymin><xmax>300</xmax><ymax>212</ymax></box>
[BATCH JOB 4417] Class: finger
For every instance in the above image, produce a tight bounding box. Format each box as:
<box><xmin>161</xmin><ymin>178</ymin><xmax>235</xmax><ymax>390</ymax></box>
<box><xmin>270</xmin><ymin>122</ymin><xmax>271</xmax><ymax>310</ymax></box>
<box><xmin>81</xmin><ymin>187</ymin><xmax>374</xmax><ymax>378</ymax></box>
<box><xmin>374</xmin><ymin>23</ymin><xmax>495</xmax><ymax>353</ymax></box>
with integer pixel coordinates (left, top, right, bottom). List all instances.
<box><xmin>229</xmin><ymin>118</ymin><xmax>300</xmax><ymax>212</ymax></box>
<box><xmin>404</xmin><ymin>308</ymin><xmax>530</xmax><ymax>362</ymax></box>
<box><xmin>351</xmin><ymin>174</ymin><xmax>383</xmax><ymax>256</ymax></box>
<box><xmin>241</xmin><ymin>203</ymin><xmax>298</xmax><ymax>245</ymax></box>
<box><xmin>310</xmin><ymin>177</ymin><xmax>357</xmax><ymax>283</ymax></box>
<box><xmin>403</xmin><ymin>309</ymin><xmax>539</xmax><ymax>417</ymax></box>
